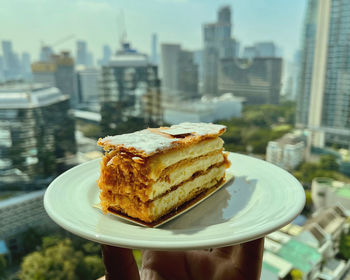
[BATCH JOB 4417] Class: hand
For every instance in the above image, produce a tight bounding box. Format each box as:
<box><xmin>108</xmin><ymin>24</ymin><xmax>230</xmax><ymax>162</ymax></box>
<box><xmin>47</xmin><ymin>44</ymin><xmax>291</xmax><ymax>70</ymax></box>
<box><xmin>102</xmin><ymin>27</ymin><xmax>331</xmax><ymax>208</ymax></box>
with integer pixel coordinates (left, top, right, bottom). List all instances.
<box><xmin>101</xmin><ymin>238</ymin><xmax>264</xmax><ymax>280</ymax></box>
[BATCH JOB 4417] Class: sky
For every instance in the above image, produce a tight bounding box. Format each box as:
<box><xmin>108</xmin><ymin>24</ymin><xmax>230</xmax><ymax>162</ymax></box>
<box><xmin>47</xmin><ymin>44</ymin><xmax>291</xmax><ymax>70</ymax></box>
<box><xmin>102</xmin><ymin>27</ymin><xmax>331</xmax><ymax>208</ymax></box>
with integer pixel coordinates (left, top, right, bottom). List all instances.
<box><xmin>0</xmin><ymin>0</ymin><xmax>306</xmax><ymax>63</ymax></box>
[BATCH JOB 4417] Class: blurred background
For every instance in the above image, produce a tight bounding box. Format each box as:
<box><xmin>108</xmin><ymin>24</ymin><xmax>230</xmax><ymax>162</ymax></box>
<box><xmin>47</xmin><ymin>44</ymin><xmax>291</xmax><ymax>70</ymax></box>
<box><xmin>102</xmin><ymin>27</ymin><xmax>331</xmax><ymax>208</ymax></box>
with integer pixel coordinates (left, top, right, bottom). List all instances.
<box><xmin>2</xmin><ymin>0</ymin><xmax>350</xmax><ymax>279</ymax></box>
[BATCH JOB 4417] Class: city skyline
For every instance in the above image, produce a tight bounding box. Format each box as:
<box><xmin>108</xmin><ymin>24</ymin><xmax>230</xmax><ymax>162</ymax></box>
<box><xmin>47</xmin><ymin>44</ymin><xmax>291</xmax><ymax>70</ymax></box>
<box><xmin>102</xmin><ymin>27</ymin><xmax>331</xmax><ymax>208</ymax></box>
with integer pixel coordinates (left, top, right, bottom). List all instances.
<box><xmin>1</xmin><ymin>0</ymin><xmax>305</xmax><ymax>62</ymax></box>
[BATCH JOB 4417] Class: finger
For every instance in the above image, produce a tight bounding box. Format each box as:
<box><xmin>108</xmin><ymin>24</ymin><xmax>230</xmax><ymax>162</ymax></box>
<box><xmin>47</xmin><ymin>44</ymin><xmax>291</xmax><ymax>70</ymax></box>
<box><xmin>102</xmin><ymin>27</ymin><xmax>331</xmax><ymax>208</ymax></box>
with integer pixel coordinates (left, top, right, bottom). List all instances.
<box><xmin>236</xmin><ymin>238</ymin><xmax>265</xmax><ymax>280</ymax></box>
<box><xmin>101</xmin><ymin>245</ymin><xmax>140</xmax><ymax>280</ymax></box>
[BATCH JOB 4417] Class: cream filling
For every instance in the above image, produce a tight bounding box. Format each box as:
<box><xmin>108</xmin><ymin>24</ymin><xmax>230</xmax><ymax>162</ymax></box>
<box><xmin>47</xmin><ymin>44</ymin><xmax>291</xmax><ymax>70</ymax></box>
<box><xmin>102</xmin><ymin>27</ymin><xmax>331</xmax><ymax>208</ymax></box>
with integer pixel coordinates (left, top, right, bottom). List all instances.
<box><xmin>149</xmin><ymin>165</ymin><xmax>226</xmax><ymax>220</ymax></box>
<box><xmin>149</xmin><ymin>151</ymin><xmax>224</xmax><ymax>199</ymax></box>
<box><xmin>148</xmin><ymin>137</ymin><xmax>224</xmax><ymax>180</ymax></box>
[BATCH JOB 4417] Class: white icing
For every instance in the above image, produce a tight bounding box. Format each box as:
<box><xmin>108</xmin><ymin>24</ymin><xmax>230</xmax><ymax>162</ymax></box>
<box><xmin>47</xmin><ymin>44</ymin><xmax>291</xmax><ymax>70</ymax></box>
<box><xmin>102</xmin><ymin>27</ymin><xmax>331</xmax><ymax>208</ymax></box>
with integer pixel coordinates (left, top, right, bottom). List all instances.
<box><xmin>100</xmin><ymin>123</ymin><xmax>226</xmax><ymax>156</ymax></box>
<box><xmin>102</xmin><ymin>129</ymin><xmax>177</xmax><ymax>155</ymax></box>
<box><xmin>164</xmin><ymin>122</ymin><xmax>226</xmax><ymax>136</ymax></box>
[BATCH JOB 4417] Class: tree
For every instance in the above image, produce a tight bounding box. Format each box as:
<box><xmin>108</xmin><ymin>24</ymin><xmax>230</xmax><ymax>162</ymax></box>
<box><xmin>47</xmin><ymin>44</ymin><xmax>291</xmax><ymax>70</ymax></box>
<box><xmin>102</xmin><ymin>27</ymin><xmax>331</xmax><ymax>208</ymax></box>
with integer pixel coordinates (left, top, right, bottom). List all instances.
<box><xmin>19</xmin><ymin>238</ymin><xmax>104</xmax><ymax>280</ymax></box>
<box><xmin>0</xmin><ymin>255</ymin><xmax>7</xmax><ymax>279</ymax></box>
<box><xmin>339</xmin><ymin>230</ymin><xmax>350</xmax><ymax>260</ymax></box>
<box><xmin>319</xmin><ymin>154</ymin><xmax>339</xmax><ymax>171</ymax></box>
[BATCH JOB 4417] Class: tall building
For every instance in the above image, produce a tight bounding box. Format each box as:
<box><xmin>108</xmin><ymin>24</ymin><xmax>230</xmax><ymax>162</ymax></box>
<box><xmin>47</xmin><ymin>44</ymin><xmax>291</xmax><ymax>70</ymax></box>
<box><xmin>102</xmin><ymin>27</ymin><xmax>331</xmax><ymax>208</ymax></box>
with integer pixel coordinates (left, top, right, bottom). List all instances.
<box><xmin>0</xmin><ymin>56</ymin><xmax>4</xmax><ymax>81</ymax></box>
<box><xmin>296</xmin><ymin>0</ymin><xmax>319</xmax><ymax>127</ymax></box>
<box><xmin>76</xmin><ymin>40</ymin><xmax>88</xmax><ymax>66</ymax></box>
<box><xmin>98</xmin><ymin>45</ymin><xmax>112</xmax><ymax>66</ymax></box>
<box><xmin>99</xmin><ymin>42</ymin><xmax>162</xmax><ymax>135</ymax></box>
<box><xmin>39</xmin><ymin>46</ymin><xmax>53</xmax><ymax>62</ymax></box>
<box><xmin>242</xmin><ymin>42</ymin><xmax>277</xmax><ymax>59</ymax></box>
<box><xmin>151</xmin><ymin>33</ymin><xmax>158</xmax><ymax>65</ymax></box>
<box><xmin>218</xmin><ymin>57</ymin><xmax>282</xmax><ymax>104</ymax></box>
<box><xmin>0</xmin><ymin>83</ymin><xmax>76</xmax><ymax>188</ymax></box>
<box><xmin>296</xmin><ymin>0</ymin><xmax>350</xmax><ymax>148</ymax></box>
<box><xmin>76</xmin><ymin>66</ymin><xmax>99</xmax><ymax>104</ymax></box>
<box><xmin>87</xmin><ymin>52</ymin><xmax>94</xmax><ymax>67</ymax></box>
<box><xmin>193</xmin><ymin>50</ymin><xmax>204</xmax><ymax>92</ymax></box>
<box><xmin>32</xmin><ymin>51</ymin><xmax>78</xmax><ymax>107</ymax></box>
<box><xmin>203</xmin><ymin>6</ymin><xmax>239</xmax><ymax>95</ymax></box>
<box><xmin>1</xmin><ymin>41</ymin><xmax>20</xmax><ymax>80</ymax></box>
<box><xmin>21</xmin><ymin>52</ymin><xmax>32</xmax><ymax>81</ymax></box>
<box><xmin>161</xmin><ymin>43</ymin><xmax>198</xmax><ymax>100</ymax></box>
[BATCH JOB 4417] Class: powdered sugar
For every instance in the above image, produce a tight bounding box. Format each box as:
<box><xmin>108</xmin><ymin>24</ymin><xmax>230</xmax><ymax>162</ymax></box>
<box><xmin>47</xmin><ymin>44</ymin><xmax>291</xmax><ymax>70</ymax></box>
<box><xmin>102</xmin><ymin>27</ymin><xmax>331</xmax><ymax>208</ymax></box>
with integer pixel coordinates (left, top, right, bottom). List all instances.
<box><xmin>162</xmin><ymin>122</ymin><xmax>226</xmax><ymax>136</ymax></box>
<box><xmin>99</xmin><ymin>122</ymin><xmax>226</xmax><ymax>156</ymax></box>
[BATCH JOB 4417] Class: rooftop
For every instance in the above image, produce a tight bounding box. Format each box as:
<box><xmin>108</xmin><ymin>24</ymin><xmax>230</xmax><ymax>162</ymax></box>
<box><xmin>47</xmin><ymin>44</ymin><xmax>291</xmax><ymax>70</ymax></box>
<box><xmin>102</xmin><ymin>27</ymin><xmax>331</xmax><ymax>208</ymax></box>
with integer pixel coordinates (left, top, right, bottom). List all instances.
<box><xmin>276</xmin><ymin>239</ymin><xmax>321</xmax><ymax>274</ymax></box>
<box><xmin>0</xmin><ymin>83</ymin><xmax>68</xmax><ymax>109</ymax></box>
<box><xmin>313</xmin><ymin>177</ymin><xmax>350</xmax><ymax>199</ymax></box>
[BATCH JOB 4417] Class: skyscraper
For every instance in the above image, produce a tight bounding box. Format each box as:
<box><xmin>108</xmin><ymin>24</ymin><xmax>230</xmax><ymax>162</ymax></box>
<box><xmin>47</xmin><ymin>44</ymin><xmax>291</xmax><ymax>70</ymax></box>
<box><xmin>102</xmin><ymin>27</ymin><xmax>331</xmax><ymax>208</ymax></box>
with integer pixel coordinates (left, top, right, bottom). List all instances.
<box><xmin>218</xmin><ymin>57</ymin><xmax>282</xmax><ymax>104</ymax></box>
<box><xmin>296</xmin><ymin>0</ymin><xmax>350</xmax><ymax>148</ymax></box>
<box><xmin>39</xmin><ymin>46</ymin><xmax>53</xmax><ymax>62</ymax></box>
<box><xmin>76</xmin><ymin>41</ymin><xmax>88</xmax><ymax>66</ymax></box>
<box><xmin>32</xmin><ymin>51</ymin><xmax>78</xmax><ymax>108</ymax></box>
<box><xmin>98</xmin><ymin>45</ymin><xmax>112</xmax><ymax>66</ymax></box>
<box><xmin>0</xmin><ymin>56</ymin><xmax>4</xmax><ymax>81</ymax></box>
<box><xmin>242</xmin><ymin>42</ymin><xmax>277</xmax><ymax>59</ymax></box>
<box><xmin>76</xmin><ymin>66</ymin><xmax>99</xmax><ymax>104</ymax></box>
<box><xmin>203</xmin><ymin>6</ymin><xmax>238</xmax><ymax>95</ymax></box>
<box><xmin>161</xmin><ymin>43</ymin><xmax>198</xmax><ymax>100</ymax></box>
<box><xmin>21</xmin><ymin>52</ymin><xmax>32</xmax><ymax>80</ymax></box>
<box><xmin>151</xmin><ymin>33</ymin><xmax>158</xmax><ymax>65</ymax></box>
<box><xmin>1</xmin><ymin>40</ymin><xmax>20</xmax><ymax>80</ymax></box>
<box><xmin>296</xmin><ymin>0</ymin><xmax>319</xmax><ymax>127</ymax></box>
<box><xmin>0</xmin><ymin>84</ymin><xmax>76</xmax><ymax>186</ymax></box>
<box><xmin>99</xmin><ymin>42</ymin><xmax>162</xmax><ymax>135</ymax></box>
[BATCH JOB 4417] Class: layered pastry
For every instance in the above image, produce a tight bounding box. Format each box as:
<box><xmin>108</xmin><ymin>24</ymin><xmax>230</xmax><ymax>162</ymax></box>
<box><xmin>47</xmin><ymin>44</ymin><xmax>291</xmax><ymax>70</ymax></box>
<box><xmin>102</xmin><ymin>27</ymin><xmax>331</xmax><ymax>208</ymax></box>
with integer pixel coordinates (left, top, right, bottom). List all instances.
<box><xmin>97</xmin><ymin>122</ymin><xmax>230</xmax><ymax>224</ymax></box>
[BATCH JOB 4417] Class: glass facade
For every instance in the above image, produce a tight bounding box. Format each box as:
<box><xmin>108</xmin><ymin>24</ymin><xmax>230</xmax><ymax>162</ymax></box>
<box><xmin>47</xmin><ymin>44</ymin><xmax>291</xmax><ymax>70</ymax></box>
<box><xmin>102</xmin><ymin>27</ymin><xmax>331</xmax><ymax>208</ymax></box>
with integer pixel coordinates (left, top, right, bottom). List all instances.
<box><xmin>0</xmin><ymin>85</ymin><xmax>76</xmax><ymax>190</ymax></box>
<box><xmin>322</xmin><ymin>0</ymin><xmax>350</xmax><ymax>130</ymax></box>
<box><xmin>296</xmin><ymin>0</ymin><xmax>319</xmax><ymax>126</ymax></box>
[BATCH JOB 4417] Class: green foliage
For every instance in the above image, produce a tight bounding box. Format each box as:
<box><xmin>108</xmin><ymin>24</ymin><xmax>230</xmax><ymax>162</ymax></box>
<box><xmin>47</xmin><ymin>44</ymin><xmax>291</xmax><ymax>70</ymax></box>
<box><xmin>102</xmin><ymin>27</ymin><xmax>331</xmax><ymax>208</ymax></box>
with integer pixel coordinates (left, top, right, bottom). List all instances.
<box><xmin>293</xmin><ymin>159</ymin><xmax>350</xmax><ymax>187</ymax></box>
<box><xmin>19</xmin><ymin>236</ymin><xmax>104</xmax><ymax>280</ymax></box>
<box><xmin>290</xmin><ymin>269</ymin><xmax>303</xmax><ymax>280</ymax></box>
<box><xmin>339</xmin><ymin>229</ymin><xmax>350</xmax><ymax>260</ymax></box>
<box><xmin>319</xmin><ymin>154</ymin><xmax>339</xmax><ymax>171</ymax></box>
<box><xmin>217</xmin><ymin>102</ymin><xmax>295</xmax><ymax>155</ymax></box>
<box><xmin>0</xmin><ymin>255</ymin><xmax>7</xmax><ymax>278</ymax></box>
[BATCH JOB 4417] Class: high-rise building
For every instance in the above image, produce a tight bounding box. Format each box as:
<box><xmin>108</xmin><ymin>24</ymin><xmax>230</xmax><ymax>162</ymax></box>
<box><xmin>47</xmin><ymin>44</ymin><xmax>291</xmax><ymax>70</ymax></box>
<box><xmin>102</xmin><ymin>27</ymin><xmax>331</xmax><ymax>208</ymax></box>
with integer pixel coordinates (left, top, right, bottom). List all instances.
<box><xmin>87</xmin><ymin>52</ymin><xmax>94</xmax><ymax>67</ymax></box>
<box><xmin>32</xmin><ymin>51</ymin><xmax>78</xmax><ymax>107</ymax></box>
<box><xmin>218</xmin><ymin>57</ymin><xmax>282</xmax><ymax>104</ymax></box>
<box><xmin>203</xmin><ymin>6</ymin><xmax>239</xmax><ymax>95</ymax></box>
<box><xmin>76</xmin><ymin>40</ymin><xmax>88</xmax><ymax>66</ymax></box>
<box><xmin>0</xmin><ymin>83</ymin><xmax>76</xmax><ymax>189</ymax></box>
<box><xmin>1</xmin><ymin>41</ymin><xmax>20</xmax><ymax>80</ymax></box>
<box><xmin>151</xmin><ymin>33</ymin><xmax>158</xmax><ymax>65</ymax></box>
<box><xmin>242</xmin><ymin>42</ymin><xmax>277</xmax><ymax>59</ymax></box>
<box><xmin>296</xmin><ymin>0</ymin><xmax>350</xmax><ymax>148</ymax></box>
<box><xmin>0</xmin><ymin>56</ymin><xmax>4</xmax><ymax>81</ymax></box>
<box><xmin>76</xmin><ymin>66</ymin><xmax>99</xmax><ymax>104</ymax></box>
<box><xmin>98</xmin><ymin>45</ymin><xmax>112</xmax><ymax>66</ymax></box>
<box><xmin>39</xmin><ymin>46</ymin><xmax>53</xmax><ymax>62</ymax></box>
<box><xmin>161</xmin><ymin>43</ymin><xmax>198</xmax><ymax>100</ymax></box>
<box><xmin>193</xmin><ymin>50</ymin><xmax>204</xmax><ymax>92</ymax></box>
<box><xmin>21</xmin><ymin>52</ymin><xmax>32</xmax><ymax>81</ymax></box>
<box><xmin>99</xmin><ymin>42</ymin><xmax>162</xmax><ymax>135</ymax></box>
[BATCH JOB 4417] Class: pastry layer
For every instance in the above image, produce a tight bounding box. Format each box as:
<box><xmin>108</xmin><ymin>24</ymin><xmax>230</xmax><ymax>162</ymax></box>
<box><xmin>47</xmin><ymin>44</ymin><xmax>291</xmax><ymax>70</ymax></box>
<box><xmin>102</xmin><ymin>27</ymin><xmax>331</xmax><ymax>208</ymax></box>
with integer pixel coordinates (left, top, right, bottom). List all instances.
<box><xmin>98</xmin><ymin>138</ymin><xmax>224</xmax><ymax>203</ymax></box>
<box><xmin>150</xmin><ymin>150</ymin><xmax>224</xmax><ymax>199</ymax></box>
<box><xmin>107</xmin><ymin>165</ymin><xmax>226</xmax><ymax>223</ymax></box>
<box><xmin>148</xmin><ymin>137</ymin><xmax>224</xmax><ymax>179</ymax></box>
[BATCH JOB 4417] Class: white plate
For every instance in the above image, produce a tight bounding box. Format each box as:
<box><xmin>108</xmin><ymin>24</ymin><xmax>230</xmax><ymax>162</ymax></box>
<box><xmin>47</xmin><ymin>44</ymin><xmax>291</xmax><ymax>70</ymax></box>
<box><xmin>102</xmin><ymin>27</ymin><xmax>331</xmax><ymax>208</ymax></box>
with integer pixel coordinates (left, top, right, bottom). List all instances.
<box><xmin>44</xmin><ymin>153</ymin><xmax>305</xmax><ymax>250</ymax></box>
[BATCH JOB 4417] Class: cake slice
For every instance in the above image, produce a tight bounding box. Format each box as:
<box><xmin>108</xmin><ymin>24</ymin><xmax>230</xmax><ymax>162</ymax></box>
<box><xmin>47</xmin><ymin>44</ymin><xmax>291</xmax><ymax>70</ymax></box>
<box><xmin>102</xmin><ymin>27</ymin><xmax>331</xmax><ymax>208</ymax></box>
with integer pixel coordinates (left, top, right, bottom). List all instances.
<box><xmin>97</xmin><ymin>122</ymin><xmax>230</xmax><ymax>224</ymax></box>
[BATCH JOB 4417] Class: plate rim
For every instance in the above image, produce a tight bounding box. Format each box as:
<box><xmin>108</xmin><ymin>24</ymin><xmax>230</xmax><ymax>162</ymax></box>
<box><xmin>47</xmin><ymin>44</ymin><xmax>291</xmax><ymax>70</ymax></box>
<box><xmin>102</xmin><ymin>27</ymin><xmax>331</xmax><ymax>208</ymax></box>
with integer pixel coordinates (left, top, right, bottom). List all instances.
<box><xmin>44</xmin><ymin>152</ymin><xmax>306</xmax><ymax>250</ymax></box>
